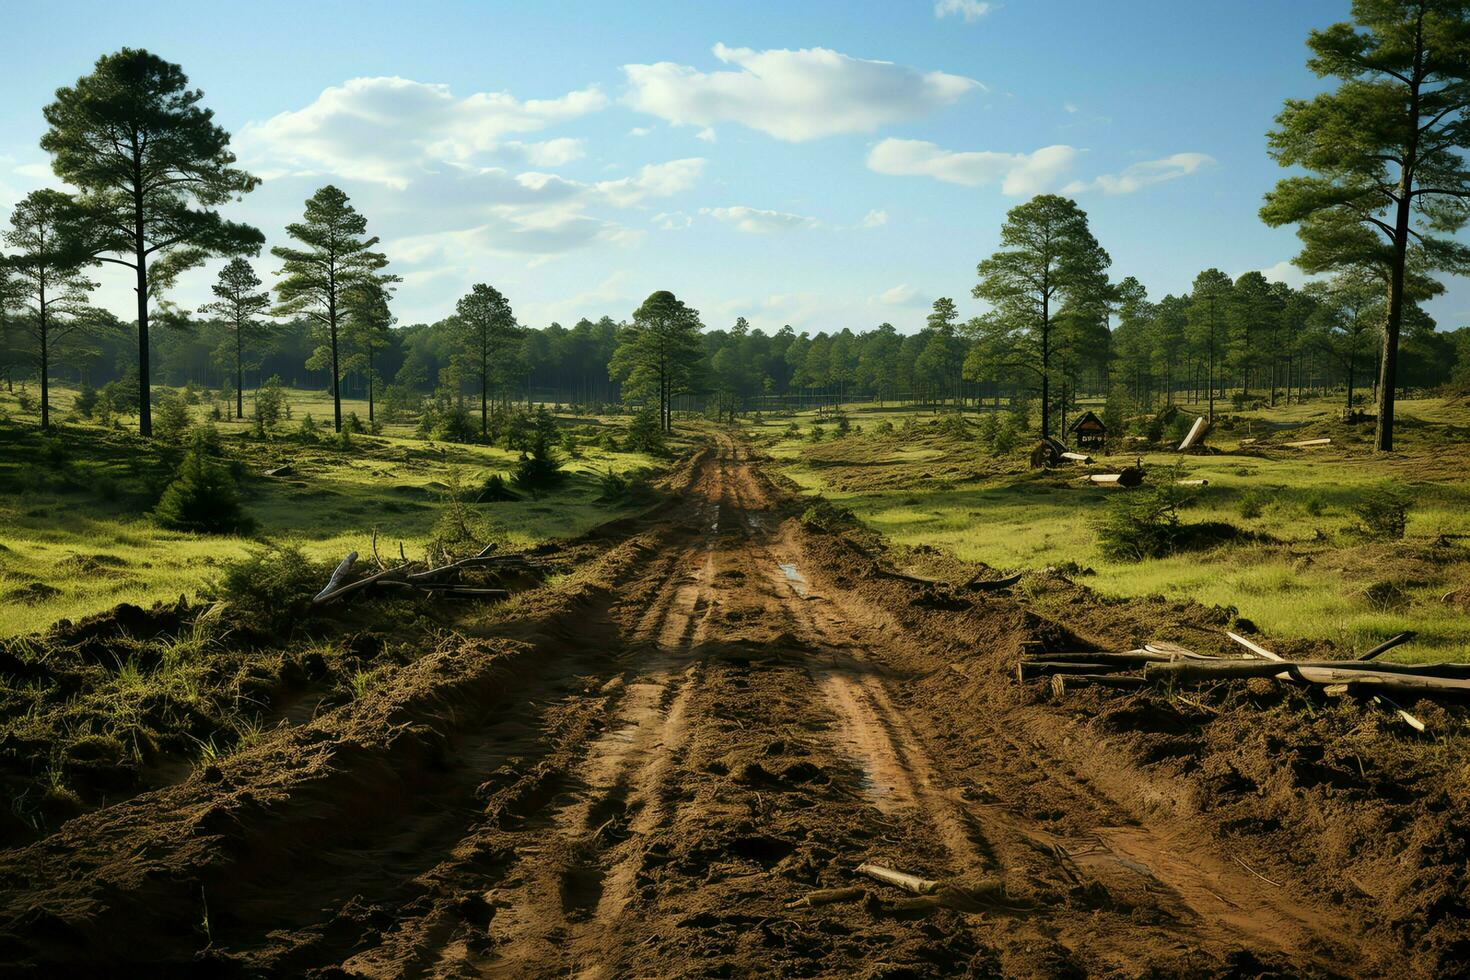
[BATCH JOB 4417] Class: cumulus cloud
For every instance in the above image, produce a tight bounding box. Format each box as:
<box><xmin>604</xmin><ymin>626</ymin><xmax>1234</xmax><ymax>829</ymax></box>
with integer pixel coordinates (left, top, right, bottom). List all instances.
<box><xmin>628</xmin><ymin>126</ymin><xmax>653</xmax><ymax>137</ymax></box>
<box><xmin>623</xmin><ymin>43</ymin><xmax>980</xmax><ymax>142</ymax></box>
<box><xmin>700</xmin><ymin>205</ymin><xmax>820</xmax><ymax>233</ymax></box>
<box><xmin>867</xmin><ymin>138</ymin><xmax>1078</xmax><ymax>196</ymax></box>
<box><xmin>876</xmin><ymin>284</ymin><xmax>920</xmax><ymax>305</ymax></box>
<box><xmin>595</xmin><ymin>158</ymin><xmax>706</xmax><ymax>207</ymax></box>
<box><xmin>1064</xmin><ymin>152</ymin><xmax>1214</xmax><ymax>195</ymax></box>
<box><xmin>240</xmin><ymin>76</ymin><xmax>607</xmax><ymax>186</ymax></box>
<box><xmin>934</xmin><ymin>0</ymin><xmax>993</xmax><ymax>22</ymax></box>
<box><xmin>858</xmin><ymin>209</ymin><xmax>889</xmax><ymax>229</ymax></box>
<box><xmin>1258</xmin><ymin>260</ymin><xmax>1315</xmax><ymax>289</ymax></box>
<box><xmin>653</xmin><ymin>211</ymin><xmax>693</xmax><ymax>230</ymax></box>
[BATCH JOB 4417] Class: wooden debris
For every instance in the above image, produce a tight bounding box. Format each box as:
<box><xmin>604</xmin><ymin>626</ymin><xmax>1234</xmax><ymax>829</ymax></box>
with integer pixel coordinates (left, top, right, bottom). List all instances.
<box><xmin>1225</xmin><ymin>631</ymin><xmax>1284</xmax><ymax>662</ymax></box>
<box><xmin>1283</xmin><ymin>437</ymin><xmax>1332</xmax><ymax>448</ymax></box>
<box><xmin>1060</xmin><ymin>451</ymin><xmax>1093</xmax><ymax>464</ymax></box>
<box><xmin>785</xmin><ymin>886</ymin><xmax>866</xmax><ymax>909</ymax></box>
<box><xmin>856</xmin><ymin>863</ymin><xmax>940</xmax><ymax>896</ymax></box>
<box><xmin>313</xmin><ymin>552</ymin><xmax>359</xmax><ymax>603</ymax></box>
<box><xmin>262</xmin><ymin>464</ymin><xmax>294</xmax><ymax>477</ymax></box>
<box><xmin>1050</xmin><ymin>674</ymin><xmax>1150</xmax><ymax>696</ymax></box>
<box><xmin>1088</xmin><ymin>466</ymin><xmax>1143</xmax><ymax>488</ymax></box>
<box><xmin>1176</xmin><ymin>478</ymin><xmax>1208</xmax><ymax>487</ymax></box>
<box><xmin>1017</xmin><ymin>660</ymin><xmax>1138</xmax><ymax>681</ymax></box>
<box><xmin>1178</xmin><ymin>416</ymin><xmax>1207</xmax><ymax>451</ymax></box>
<box><xmin>1361</xmin><ymin>631</ymin><xmax>1417</xmax><ymax>661</ymax></box>
<box><xmin>962</xmin><ymin>571</ymin><xmax>1024</xmax><ymax>592</ymax></box>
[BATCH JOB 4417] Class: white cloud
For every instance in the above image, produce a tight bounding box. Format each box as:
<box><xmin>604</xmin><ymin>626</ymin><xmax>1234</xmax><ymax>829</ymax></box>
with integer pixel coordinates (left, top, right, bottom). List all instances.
<box><xmin>1064</xmin><ymin>102</ymin><xmax>1079</xmax><ymax>114</ymax></box>
<box><xmin>867</xmin><ymin>138</ymin><xmax>1079</xmax><ymax>195</ymax></box>
<box><xmin>934</xmin><ymin>0</ymin><xmax>993</xmax><ymax>22</ymax></box>
<box><xmin>653</xmin><ymin>211</ymin><xmax>693</xmax><ymax>230</ymax></box>
<box><xmin>628</xmin><ymin>126</ymin><xmax>653</xmax><ymax>137</ymax></box>
<box><xmin>1258</xmin><ymin>260</ymin><xmax>1315</xmax><ymax>289</ymax></box>
<box><xmin>876</xmin><ymin>284</ymin><xmax>920</xmax><ymax>305</ymax></box>
<box><xmin>595</xmin><ymin>158</ymin><xmax>706</xmax><ymax>207</ymax></box>
<box><xmin>700</xmin><ymin>205</ymin><xmax>820</xmax><ymax>233</ymax></box>
<box><xmin>1064</xmin><ymin>152</ymin><xmax>1214</xmax><ymax>195</ymax></box>
<box><xmin>623</xmin><ymin>43</ymin><xmax>980</xmax><ymax>142</ymax></box>
<box><xmin>240</xmin><ymin>76</ymin><xmax>607</xmax><ymax>186</ymax></box>
<box><xmin>858</xmin><ymin>209</ymin><xmax>889</xmax><ymax>229</ymax></box>
<box><xmin>695</xmin><ymin>126</ymin><xmax>717</xmax><ymax>142</ymax></box>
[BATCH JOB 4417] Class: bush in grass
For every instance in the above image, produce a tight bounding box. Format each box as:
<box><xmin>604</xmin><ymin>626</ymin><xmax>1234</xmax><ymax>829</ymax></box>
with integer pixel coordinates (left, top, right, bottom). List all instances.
<box><xmin>208</xmin><ymin>543</ymin><xmax>323</xmax><ymax>635</ymax></box>
<box><xmin>422</xmin><ymin>402</ymin><xmax>476</xmax><ymax>443</ymax></box>
<box><xmin>977</xmin><ymin>412</ymin><xmax>999</xmax><ymax>450</ymax></box>
<box><xmin>1353</xmin><ymin>486</ymin><xmax>1410</xmax><ymax>540</ymax></box>
<box><xmin>991</xmin><ymin>414</ymin><xmax>1017</xmax><ymax>455</ymax></box>
<box><xmin>834</xmin><ymin>411</ymin><xmax>851</xmax><ymax>437</ymax></box>
<box><xmin>783</xmin><ymin>422</ymin><xmax>801</xmax><ymax>439</ymax></box>
<box><xmin>935</xmin><ymin>412</ymin><xmax>969</xmax><ymax>439</ymax></box>
<box><xmin>152</xmin><ymin>390</ymin><xmax>193</xmax><ymax>444</ymax></box>
<box><xmin>1167</xmin><ymin>414</ymin><xmax>1193</xmax><ymax>447</ymax></box>
<box><xmin>480</xmin><ymin>471</ymin><xmax>519</xmax><ymax>502</ymax></box>
<box><xmin>341</xmin><ymin>411</ymin><xmax>365</xmax><ymax>435</ymax></box>
<box><xmin>625</xmin><ymin>405</ymin><xmax>666</xmax><ymax>455</ymax></box>
<box><xmin>1302</xmin><ymin>492</ymin><xmax>1326</xmax><ymax>517</ymax></box>
<box><xmin>873</xmin><ymin>420</ymin><xmax>894</xmax><ymax>436</ymax></box>
<box><xmin>428</xmin><ymin>474</ymin><xmax>506</xmax><ymax>560</ymax></box>
<box><xmin>73</xmin><ymin>382</ymin><xmax>99</xmax><ymax>419</ymax></box>
<box><xmin>597</xmin><ymin>467</ymin><xmax>628</xmax><ymax>501</ymax></box>
<box><xmin>154</xmin><ymin>447</ymin><xmax>253</xmax><ymax>534</ymax></box>
<box><xmin>1094</xmin><ymin>464</ymin><xmax>1200</xmax><ymax>561</ymax></box>
<box><xmin>1238</xmin><ymin>488</ymin><xmax>1270</xmax><ymax>520</ymax></box>
<box><xmin>513</xmin><ymin>408</ymin><xmax>564</xmax><ymax>490</ymax></box>
<box><xmin>808</xmin><ymin>424</ymin><xmax>825</xmax><ymax>442</ymax></box>
<box><xmin>254</xmin><ymin>376</ymin><xmax>288</xmax><ymax>431</ymax></box>
<box><xmin>297</xmin><ymin>413</ymin><xmax>320</xmax><ymax>443</ymax></box>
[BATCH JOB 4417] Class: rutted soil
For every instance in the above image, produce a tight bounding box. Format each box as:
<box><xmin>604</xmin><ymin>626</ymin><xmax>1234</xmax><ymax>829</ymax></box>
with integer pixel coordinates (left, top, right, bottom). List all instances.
<box><xmin>1</xmin><ymin>433</ymin><xmax>1466</xmax><ymax>975</ymax></box>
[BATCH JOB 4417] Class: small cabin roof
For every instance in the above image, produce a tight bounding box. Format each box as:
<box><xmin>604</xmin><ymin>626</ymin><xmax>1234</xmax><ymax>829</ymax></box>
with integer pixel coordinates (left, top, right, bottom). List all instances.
<box><xmin>1069</xmin><ymin>410</ymin><xmax>1106</xmax><ymax>432</ymax></box>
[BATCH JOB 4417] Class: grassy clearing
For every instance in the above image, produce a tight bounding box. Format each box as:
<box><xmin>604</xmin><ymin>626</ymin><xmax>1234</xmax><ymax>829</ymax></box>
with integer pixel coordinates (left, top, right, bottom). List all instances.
<box><xmin>748</xmin><ymin>396</ymin><xmax>1470</xmax><ymax>662</ymax></box>
<box><xmin>0</xmin><ymin>383</ymin><xmax>681</xmax><ymax>636</ymax></box>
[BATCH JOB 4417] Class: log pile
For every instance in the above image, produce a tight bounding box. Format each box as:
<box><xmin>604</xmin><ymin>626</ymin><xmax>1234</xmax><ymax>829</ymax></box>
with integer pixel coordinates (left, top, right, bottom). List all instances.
<box><xmin>311</xmin><ymin>545</ymin><xmax>549</xmax><ymax>606</ymax></box>
<box><xmin>1016</xmin><ymin>630</ymin><xmax>1446</xmax><ymax>729</ymax></box>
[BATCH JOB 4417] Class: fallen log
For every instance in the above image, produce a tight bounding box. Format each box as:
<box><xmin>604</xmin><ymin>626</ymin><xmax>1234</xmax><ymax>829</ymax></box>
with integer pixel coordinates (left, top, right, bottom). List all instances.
<box><xmin>1050</xmin><ymin>674</ymin><xmax>1151</xmax><ymax>696</ymax></box>
<box><xmin>1176</xmin><ymin>479</ymin><xmax>1209</xmax><ymax>487</ymax></box>
<box><xmin>785</xmin><ymin>886</ymin><xmax>866</xmax><ymax>909</ymax></box>
<box><xmin>1017</xmin><ymin>661</ymin><xmax>1139</xmax><ymax>681</ymax></box>
<box><xmin>1225</xmin><ymin>631</ymin><xmax>1284</xmax><ymax>662</ymax></box>
<box><xmin>1143</xmin><ymin>641</ymin><xmax>1219</xmax><ymax>661</ymax></box>
<box><xmin>1283</xmin><ymin>437</ymin><xmax>1332</xmax><ymax>448</ymax></box>
<box><xmin>1145</xmin><ymin>659</ymin><xmax>1470</xmax><ymax>686</ymax></box>
<box><xmin>1178</xmin><ymin>416</ymin><xmax>1207</xmax><ymax>451</ymax></box>
<box><xmin>856</xmin><ymin>863</ymin><xmax>940</xmax><ymax>896</ymax></box>
<box><xmin>1361</xmin><ymin>631</ymin><xmax>1416</xmax><ymax>661</ymax></box>
<box><xmin>1060</xmin><ymin>451</ymin><xmax>1093</xmax><ymax>464</ymax></box>
<box><xmin>1021</xmin><ymin>650</ymin><xmax>1174</xmax><ymax>666</ymax></box>
<box><xmin>313</xmin><ymin>552</ymin><xmax>359</xmax><ymax>603</ymax></box>
<box><xmin>1088</xmin><ymin>467</ymin><xmax>1143</xmax><ymax>488</ymax></box>
<box><xmin>961</xmin><ymin>571</ymin><xmax>1023</xmax><ymax>592</ymax></box>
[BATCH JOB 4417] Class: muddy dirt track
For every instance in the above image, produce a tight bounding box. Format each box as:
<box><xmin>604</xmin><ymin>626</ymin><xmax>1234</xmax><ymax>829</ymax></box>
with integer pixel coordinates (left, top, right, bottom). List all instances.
<box><xmin>0</xmin><ymin>434</ymin><xmax>1418</xmax><ymax>976</ymax></box>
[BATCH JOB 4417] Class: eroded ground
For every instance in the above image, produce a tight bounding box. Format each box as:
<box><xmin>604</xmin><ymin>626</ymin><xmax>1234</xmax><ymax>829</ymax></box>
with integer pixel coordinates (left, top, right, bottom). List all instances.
<box><xmin>1</xmin><ymin>433</ymin><xmax>1454</xmax><ymax>976</ymax></box>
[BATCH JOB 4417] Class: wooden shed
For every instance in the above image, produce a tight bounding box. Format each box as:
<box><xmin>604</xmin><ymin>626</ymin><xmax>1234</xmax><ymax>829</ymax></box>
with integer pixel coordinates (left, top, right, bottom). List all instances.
<box><xmin>1068</xmin><ymin>410</ymin><xmax>1107</xmax><ymax>451</ymax></box>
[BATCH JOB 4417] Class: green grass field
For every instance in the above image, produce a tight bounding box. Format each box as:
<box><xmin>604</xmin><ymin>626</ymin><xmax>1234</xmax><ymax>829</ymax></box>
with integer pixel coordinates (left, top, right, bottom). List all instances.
<box><xmin>748</xmin><ymin>395</ymin><xmax>1470</xmax><ymax>662</ymax></box>
<box><xmin>0</xmin><ymin>383</ymin><xmax>676</xmax><ymax>636</ymax></box>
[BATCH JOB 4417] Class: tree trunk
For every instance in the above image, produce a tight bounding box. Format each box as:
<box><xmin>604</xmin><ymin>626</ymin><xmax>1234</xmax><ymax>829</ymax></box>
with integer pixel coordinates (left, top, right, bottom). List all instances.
<box><xmin>236</xmin><ymin>325</ymin><xmax>244</xmax><ymax>420</ymax></box>
<box><xmin>136</xmin><ymin>247</ymin><xmax>151</xmax><ymax>437</ymax></box>
<box><xmin>39</xmin><ymin>299</ymin><xmax>49</xmax><ymax>431</ymax></box>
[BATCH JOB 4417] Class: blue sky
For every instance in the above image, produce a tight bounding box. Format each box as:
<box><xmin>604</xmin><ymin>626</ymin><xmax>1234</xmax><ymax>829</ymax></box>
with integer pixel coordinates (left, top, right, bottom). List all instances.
<box><xmin>7</xmin><ymin>0</ymin><xmax>1460</xmax><ymax>334</ymax></box>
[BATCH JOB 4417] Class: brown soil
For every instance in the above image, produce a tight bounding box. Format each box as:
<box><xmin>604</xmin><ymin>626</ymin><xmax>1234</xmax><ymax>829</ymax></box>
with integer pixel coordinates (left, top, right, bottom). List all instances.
<box><xmin>1</xmin><ymin>433</ymin><xmax>1465</xmax><ymax>976</ymax></box>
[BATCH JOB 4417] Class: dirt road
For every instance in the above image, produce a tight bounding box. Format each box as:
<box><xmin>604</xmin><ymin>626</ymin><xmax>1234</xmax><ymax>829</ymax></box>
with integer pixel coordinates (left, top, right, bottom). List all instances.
<box><xmin>0</xmin><ymin>434</ymin><xmax>1385</xmax><ymax>976</ymax></box>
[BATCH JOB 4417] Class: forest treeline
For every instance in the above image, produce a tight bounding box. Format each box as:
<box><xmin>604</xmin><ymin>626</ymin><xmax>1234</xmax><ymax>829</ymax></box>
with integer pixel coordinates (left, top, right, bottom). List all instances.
<box><xmin>6</xmin><ymin>4</ymin><xmax>1470</xmax><ymax>447</ymax></box>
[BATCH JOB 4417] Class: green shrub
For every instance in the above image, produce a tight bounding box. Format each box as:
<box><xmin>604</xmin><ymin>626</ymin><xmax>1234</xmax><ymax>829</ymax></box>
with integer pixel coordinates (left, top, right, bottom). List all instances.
<box><xmin>479</xmin><ymin>472</ymin><xmax>518</xmax><ymax>502</ymax></box>
<box><xmin>1238</xmin><ymin>489</ymin><xmax>1270</xmax><ymax>520</ymax></box>
<box><xmin>513</xmin><ymin>408</ymin><xmax>563</xmax><ymax>490</ymax></box>
<box><xmin>873</xmin><ymin>420</ymin><xmax>894</xmax><ymax>436</ymax></box>
<box><xmin>1094</xmin><ymin>464</ymin><xmax>1200</xmax><ymax>561</ymax></box>
<box><xmin>297</xmin><ymin>414</ymin><xmax>320</xmax><ymax>443</ymax></box>
<box><xmin>428</xmin><ymin>475</ymin><xmax>505</xmax><ymax>561</ymax></box>
<box><xmin>784</xmin><ymin>422</ymin><xmax>801</xmax><ymax>439</ymax></box>
<box><xmin>254</xmin><ymin>376</ymin><xmax>288</xmax><ymax>431</ymax></box>
<box><xmin>808</xmin><ymin>425</ymin><xmax>825</xmax><ymax>442</ymax></box>
<box><xmin>1353</xmin><ymin>486</ymin><xmax>1410</xmax><ymax>540</ymax></box>
<box><xmin>153</xmin><ymin>391</ymin><xmax>193</xmax><ymax>444</ymax></box>
<box><xmin>992</xmin><ymin>414</ymin><xmax>1017</xmax><ymax>455</ymax></box>
<box><xmin>73</xmin><ymin>382</ymin><xmax>99</xmax><ymax>419</ymax></box>
<box><xmin>154</xmin><ymin>450</ymin><xmax>254</xmax><ymax>534</ymax></box>
<box><xmin>207</xmin><ymin>543</ymin><xmax>323</xmax><ymax>635</ymax></box>
<box><xmin>341</xmin><ymin>411</ymin><xmax>365</xmax><ymax>435</ymax></box>
<box><xmin>1302</xmin><ymin>492</ymin><xmax>1326</xmax><ymax>517</ymax></box>
<box><xmin>624</xmin><ymin>405</ymin><xmax>666</xmax><ymax>455</ymax></box>
<box><xmin>597</xmin><ymin>468</ymin><xmax>629</xmax><ymax>501</ymax></box>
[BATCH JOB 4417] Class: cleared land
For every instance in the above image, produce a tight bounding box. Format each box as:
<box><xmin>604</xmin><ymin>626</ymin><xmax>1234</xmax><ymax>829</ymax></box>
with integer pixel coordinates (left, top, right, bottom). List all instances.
<box><xmin>749</xmin><ymin>396</ymin><xmax>1470</xmax><ymax>661</ymax></box>
<box><xmin>1</xmin><ymin>432</ymin><xmax>1468</xmax><ymax>975</ymax></box>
